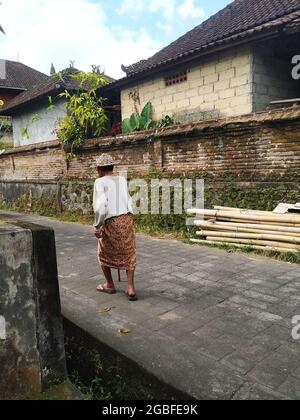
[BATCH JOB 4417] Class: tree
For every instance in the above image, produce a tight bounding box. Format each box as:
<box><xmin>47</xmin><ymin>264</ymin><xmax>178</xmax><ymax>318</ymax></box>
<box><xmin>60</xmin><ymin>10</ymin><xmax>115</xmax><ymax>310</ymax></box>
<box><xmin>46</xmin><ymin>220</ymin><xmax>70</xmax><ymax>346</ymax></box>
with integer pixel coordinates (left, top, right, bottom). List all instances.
<box><xmin>57</xmin><ymin>67</ymin><xmax>109</xmax><ymax>159</ymax></box>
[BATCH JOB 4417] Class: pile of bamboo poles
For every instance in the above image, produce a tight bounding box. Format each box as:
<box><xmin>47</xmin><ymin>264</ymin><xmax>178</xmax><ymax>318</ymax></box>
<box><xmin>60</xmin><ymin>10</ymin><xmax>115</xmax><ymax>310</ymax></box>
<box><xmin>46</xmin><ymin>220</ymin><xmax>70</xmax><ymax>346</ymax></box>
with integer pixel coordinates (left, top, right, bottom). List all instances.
<box><xmin>187</xmin><ymin>206</ymin><xmax>300</xmax><ymax>253</ymax></box>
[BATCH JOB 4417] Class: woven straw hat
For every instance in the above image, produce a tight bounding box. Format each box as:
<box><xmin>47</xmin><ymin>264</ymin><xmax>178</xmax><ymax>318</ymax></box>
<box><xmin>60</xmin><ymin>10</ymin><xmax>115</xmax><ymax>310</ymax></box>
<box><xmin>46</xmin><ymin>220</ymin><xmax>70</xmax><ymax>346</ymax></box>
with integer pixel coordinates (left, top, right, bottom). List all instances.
<box><xmin>95</xmin><ymin>154</ymin><xmax>117</xmax><ymax>168</ymax></box>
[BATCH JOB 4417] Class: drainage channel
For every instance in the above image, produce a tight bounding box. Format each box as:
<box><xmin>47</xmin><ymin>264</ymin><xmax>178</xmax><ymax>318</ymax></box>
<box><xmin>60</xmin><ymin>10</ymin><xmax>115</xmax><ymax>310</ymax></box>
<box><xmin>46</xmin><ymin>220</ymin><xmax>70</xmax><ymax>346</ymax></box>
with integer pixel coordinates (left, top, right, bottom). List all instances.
<box><xmin>63</xmin><ymin>318</ymin><xmax>194</xmax><ymax>401</ymax></box>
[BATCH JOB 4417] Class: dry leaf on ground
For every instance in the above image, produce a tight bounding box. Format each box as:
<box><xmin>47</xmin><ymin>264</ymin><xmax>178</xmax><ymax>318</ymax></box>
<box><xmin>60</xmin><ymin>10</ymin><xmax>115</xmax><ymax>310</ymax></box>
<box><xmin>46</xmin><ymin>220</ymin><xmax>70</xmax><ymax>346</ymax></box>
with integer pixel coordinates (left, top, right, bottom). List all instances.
<box><xmin>98</xmin><ymin>306</ymin><xmax>113</xmax><ymax>313</ymax></box>
<box><xmin>117</xmin><ymin>328</ymin><xmax>131</xmax><ymax>335</ymax></box>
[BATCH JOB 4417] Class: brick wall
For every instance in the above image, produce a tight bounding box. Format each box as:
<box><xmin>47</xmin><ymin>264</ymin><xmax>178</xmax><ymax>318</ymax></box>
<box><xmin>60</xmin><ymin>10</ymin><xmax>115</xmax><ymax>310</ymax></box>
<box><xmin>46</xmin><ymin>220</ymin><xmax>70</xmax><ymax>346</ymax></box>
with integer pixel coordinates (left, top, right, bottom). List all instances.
<box><xmin>121</xmin><ymin>47</ymin><xmax>253</xmax><ymax>124</ymax></box>
<box><xmin>1</xmin><ymin>107</ymin><xmax>300</xmax><ymax>185</ymax></box>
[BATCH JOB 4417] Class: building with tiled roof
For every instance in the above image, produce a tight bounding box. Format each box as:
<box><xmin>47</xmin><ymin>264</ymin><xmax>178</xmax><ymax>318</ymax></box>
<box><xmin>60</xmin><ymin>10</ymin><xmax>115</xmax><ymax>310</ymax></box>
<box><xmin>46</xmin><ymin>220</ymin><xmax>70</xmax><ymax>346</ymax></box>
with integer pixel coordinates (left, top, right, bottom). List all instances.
<box><xmin>0</xmin><ymin>60</ymin><xmax>49</xmax><ymax>108</ymax></box>
<box><xmin>0</xmin><ymin>67</ymin><xmax>118</xmax><ymax>147</ymax></box>
<box><xmin>110</xmin><ymin>0</ymin><xmax>300</xmax><ymax>124</ymax></box>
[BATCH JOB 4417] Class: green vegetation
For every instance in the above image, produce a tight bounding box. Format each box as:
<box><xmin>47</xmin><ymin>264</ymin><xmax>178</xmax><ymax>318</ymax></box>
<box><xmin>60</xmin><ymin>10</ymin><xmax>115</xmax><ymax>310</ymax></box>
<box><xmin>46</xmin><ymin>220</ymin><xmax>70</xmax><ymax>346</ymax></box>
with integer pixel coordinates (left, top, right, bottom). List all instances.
<box><xmin>0</xmin><ymin>141</ymin><xmax>11</xmax><ymax>151</ymax></box>
<box><xmin>122</xmin><ymin>102</ymin><xmax>174</xmax><ymax>134</ymax></box>
<box><xmin>65</xmin><ymin>335</ymin><xmax>155</xmax><ymax>400</ymax></box>
<box><xmin>57</xmin><ymin>67</ymin><xmax>109</xmax><ymax>157</ymax></box>
<box><xmin>0</xmin><ymin>119</ymin><xmax>12</xmax><ymax>149</ymax></box>
<box><xmin>1</xmin><ymin>170</ymin><xmax>300</xmax><ymax>264</ymax></box>
<box><xmin>122</xmin><ymin>102</ymin><xmax>153</xmax><ymax>134</ymax></box>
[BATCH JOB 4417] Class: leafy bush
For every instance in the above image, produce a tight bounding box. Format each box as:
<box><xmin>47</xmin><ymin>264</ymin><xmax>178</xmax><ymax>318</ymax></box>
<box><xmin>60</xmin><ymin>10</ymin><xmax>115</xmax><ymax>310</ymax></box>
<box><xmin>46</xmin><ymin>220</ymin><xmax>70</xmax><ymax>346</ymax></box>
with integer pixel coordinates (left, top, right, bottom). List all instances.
<box><xmin>122</xmin><ymin>103</ymin><xmax>175</xmax><ymax>134</ymax></box>
<box><xmin>155</xmin><ymin>115</ymin><xmax>174</xmax><ymax>129</ymax></box>
<box><xmin>0</xmin><ymin>141</ymin><xmax>11</xmax><ymax>151</ymax></box>
<box><xmin>0</xmin><ymin>119</ymin><xmax>12</xmax><ymax>150</ymax></box>
<box><xmin>0</xmin><ymin>119</ymin><xmax>12</xmax><ymax>132</ymax></box>
<box><xmin>122</xmin><ymin>102</ymin><xmax>153</xmax><ymax>134</ymax></box>
<box><xmin>57</xmin><ymin>68</ymin><xmax>109</xmax><ymax>154</ymax></box>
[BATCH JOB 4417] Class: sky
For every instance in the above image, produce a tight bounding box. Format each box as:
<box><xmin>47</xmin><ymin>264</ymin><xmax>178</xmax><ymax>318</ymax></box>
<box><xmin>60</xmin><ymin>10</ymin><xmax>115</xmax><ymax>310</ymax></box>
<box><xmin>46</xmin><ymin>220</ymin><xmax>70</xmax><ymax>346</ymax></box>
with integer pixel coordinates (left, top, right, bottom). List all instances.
<box><xmin>0</xmin><ymin>0</ymin><xmax>232</xmax><ymax>79</ymax></box>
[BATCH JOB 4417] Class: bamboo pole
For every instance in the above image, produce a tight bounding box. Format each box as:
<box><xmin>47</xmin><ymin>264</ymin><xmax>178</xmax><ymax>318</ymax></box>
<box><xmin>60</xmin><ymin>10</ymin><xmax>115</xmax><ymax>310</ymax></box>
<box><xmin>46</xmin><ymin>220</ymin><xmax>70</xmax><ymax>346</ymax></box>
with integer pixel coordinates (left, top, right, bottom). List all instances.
<box><xmin>215</xmin><ymin>217</ymin><xmax>300</xmax><ymax>227</ymax></box>
<box><xmin>194</xmin><ymin>221</ymin><xmax>300</xmax><ymax>237</ymax></box>
<box><xmin>205</xmin><ymin>236</ymin><xmax>300</xmax><ymax>250</ymax></box>
<box><xmin>213</xmin><ymin>206</ymin><xmax>273</xmax><ymax>215</ymax></box>
<box><xmin>194</xmin><ymin>220</ymin><xmax>300</xmax><ymax>234</ymax></box>
<box><xmin>190</xmin><ymin>239</ymin><xmax>298</xmax><ymax>253</ymax></box>
<box><xmin>187</xmin><ymin>208</ymin><xmax>300</xmax><ymax>224</ymax></box>
<box><xmin>216</xmin><ymin>217</ymin><xmax>300</xmax><ymax>227</ymax></box>
<box><xmin>199</xmin><ymin>230</ymin><xmax>300</xmax><ymax>244</ymax></box>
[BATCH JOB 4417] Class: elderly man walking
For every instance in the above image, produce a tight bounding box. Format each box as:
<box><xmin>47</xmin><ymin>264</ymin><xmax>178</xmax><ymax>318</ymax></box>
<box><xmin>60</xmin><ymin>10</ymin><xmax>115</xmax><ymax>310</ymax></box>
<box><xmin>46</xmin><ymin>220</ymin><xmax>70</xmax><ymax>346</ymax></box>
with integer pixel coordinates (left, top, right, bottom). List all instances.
<box><xmin>93</xmin><ymin>154</ymin><xmax>138</xmax><ymax>301</ymax></box>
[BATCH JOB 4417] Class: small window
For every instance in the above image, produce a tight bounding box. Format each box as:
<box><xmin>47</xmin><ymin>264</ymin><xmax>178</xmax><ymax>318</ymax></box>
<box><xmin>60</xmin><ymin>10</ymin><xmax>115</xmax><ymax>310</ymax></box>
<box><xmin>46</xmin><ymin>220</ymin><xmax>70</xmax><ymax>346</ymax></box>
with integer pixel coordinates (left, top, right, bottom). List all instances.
<box><xmin>165</xmin><ymin>70</ymin><xmax>187</xmax><ymax>87</ymax></box>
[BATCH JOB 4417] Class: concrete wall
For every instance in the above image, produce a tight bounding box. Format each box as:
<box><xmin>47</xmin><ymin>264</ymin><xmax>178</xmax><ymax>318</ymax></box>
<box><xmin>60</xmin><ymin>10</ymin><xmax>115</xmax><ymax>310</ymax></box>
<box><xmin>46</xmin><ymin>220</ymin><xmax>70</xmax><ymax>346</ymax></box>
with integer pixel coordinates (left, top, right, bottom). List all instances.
<box><xmin>252</xmin><ymin>44</ymin><xmax>300</xmax><ymax>111</ymax></box>
<box><xmin>0</xmin><ymin>215</ymin><xmax>67</xmax><ymax>399</ymax></box>
<box><xmin>121</xmin><ymin>47</ymin><xmax>253</xmax><ymax>124</ymax></box>
<box><xmin>121</xmin><ymin>42</ymin><xmax>300</xmax><ymax>123</ymax></box>
<box><xmin>13</xmin><ymin>98</ymin><xmax>66</xmax><ymax>147</ymax></box>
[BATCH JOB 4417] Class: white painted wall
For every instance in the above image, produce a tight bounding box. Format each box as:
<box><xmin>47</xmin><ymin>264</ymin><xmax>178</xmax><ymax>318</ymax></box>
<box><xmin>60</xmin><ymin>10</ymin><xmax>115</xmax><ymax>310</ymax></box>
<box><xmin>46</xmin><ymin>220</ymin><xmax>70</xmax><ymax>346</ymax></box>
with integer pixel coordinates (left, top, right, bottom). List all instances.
<box><xmin>13</xmin><ymin>98</ymin><xmax>66</xmax><ymax>147</ymax></box>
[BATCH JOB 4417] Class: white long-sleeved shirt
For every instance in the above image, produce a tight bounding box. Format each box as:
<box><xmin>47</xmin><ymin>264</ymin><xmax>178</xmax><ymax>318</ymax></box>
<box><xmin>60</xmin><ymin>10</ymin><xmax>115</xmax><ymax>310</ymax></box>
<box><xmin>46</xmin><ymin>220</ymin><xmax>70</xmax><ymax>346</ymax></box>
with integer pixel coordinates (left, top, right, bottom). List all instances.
<box><xmin>93</xmin><ymin>175</ymin><xmax>133</xmax><ymax>229</ymax></box>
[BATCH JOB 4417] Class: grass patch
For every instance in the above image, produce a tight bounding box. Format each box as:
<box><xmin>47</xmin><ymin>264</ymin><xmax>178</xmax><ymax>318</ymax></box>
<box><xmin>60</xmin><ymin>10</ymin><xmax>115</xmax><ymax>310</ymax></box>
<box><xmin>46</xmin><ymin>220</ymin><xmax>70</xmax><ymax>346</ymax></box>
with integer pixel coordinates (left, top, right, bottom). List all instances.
<box><xmin>1</xmin><ymin>195</ymin><xmax>300</xmax><ymax>265</ymax></box>
<box><xmin>64</xmin><ymin>320</ymin><xmax>189</xmax><ymax>401</ymax></box>
<box><xmin>65</xmin><ymin>336</ymin><xmax>154</xmax><ymax>400</ymax></box>
<box><xmin>187</xmin><ymin>240</ymin><xmax>300</xmax><ymax>264</ymax></box>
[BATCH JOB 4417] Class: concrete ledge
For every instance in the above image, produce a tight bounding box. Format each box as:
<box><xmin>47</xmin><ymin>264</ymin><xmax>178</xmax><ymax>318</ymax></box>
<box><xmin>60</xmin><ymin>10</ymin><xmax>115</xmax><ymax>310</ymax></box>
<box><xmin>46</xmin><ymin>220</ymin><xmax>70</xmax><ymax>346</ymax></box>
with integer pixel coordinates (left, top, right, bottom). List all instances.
<box><xmin>0</xmin><ymin>214</ymin><xmax>67</xmax><ymax>399</ymax></box>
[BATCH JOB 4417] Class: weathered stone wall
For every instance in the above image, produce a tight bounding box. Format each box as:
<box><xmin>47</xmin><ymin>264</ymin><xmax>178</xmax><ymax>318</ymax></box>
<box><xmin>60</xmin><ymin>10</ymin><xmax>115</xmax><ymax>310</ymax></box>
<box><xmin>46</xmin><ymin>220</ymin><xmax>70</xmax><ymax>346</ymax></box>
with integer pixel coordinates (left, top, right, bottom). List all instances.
<box><xmin>1</xmin><ymin>107</ymin><xmax>300</xmax><ymax>179</ymax></box>
<box><xmin>121</xmin><ymin>47</ymin><xmax>253</xmax><ymax>123</ymax></box>
<box><xmin>0</xmin><ymin>107</ymin><xmax>300</xmax><ymax>212</ymax></box>
<box><xmin>0</xmin><ymin>215</ymin><xmax>67</xmax><ymax>399</ymax></box>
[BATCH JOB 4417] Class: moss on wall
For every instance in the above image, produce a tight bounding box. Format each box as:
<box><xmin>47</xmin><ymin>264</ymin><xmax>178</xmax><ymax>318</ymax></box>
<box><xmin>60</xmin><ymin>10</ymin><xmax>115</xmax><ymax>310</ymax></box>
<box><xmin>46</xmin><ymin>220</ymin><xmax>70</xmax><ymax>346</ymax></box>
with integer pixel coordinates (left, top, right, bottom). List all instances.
<box><xmin>1</xmin><ymin>173</ymin><xmax>299</xmax><ymax>264</ymax></box>
<box><xmin>1</xmin><ymin>171</ymin><xmax>299</xmax><ymax>235</ymax></box>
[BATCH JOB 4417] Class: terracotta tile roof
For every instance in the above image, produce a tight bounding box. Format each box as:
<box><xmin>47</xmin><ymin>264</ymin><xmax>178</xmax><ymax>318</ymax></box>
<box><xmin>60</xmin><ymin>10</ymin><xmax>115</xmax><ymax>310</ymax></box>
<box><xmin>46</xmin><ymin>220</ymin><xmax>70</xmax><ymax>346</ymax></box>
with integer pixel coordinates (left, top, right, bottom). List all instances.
<box><xmin>123</xmin><ymin>0</ymin><xmax>300</xmax><ymax>78</ymax></box>
<box><xmin>0</xmin><ymin>60</ymin><xmax>49</xmax><ymax>90</ymax></box>
<box><xmin>0</xmin><ymin>68</ymin><xmax>115</xmax><ymax>115</ymax></box>
<box><xmin>0</xmin><ymin>68</ymin><xmax>77</xmax><ymax>114</ymax></box>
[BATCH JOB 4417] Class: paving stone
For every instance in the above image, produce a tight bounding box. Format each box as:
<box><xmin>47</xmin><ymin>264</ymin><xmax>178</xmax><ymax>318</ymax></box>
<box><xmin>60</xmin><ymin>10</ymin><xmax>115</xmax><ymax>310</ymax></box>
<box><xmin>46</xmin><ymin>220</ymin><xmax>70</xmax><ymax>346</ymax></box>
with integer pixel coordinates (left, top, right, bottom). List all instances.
<box><xmin>292</xmin><ymin>367</ymin><xmax>300</xmax><ymax>379</ymax></box>
<box><xmin>232</xmin><ymin>382</ymin><xmax>289</xmax><ymax>400</ymax></box>
<box><xmin>229</xmin><ymin>295</ymin><xmax>270</xmax><ymax>311</ymax></box>
<box><xmin>257</xmin><ymin>344</ymin><xmax>300</xmax><ymax>373</ymax></box>
<box><xmin>6</xmin><ymin>211</ymin><xmax>300</xmax><ymax>400</ymax></box>
<box><xmin>196</xmin><ymin>336</ymin><xmax>237</xmax><ymax>361</ymax></box>
<box><xmin>251</xmin><ymin>332</ymin><xmax>284</xmax><ymax>352</ymax></box>
<box><xmin>157</xmin><ymin>316</ymin><xmax>211</xmax><ymax>339</ymax></box>
<box><xmin>247</xmin><ymin>365</ymin><xmax>289</xmax><ymax>390</ymax></box>
<box><xmin>257</xmin><ymin>312</ymin><xmax>283</xmax><ymax>323</ymax></box>
<box><xmin>242</xmin><ymin>290</ymin><xmax>280</xmax><ymax>304</ymax></box>
<box><xmin>278</xmin><ymin>377</ymin><xmax>300</xmax><ymax>400</ymax></box>
<box><xmin>222</xmin><ymin>353</ymin><xmax>257</xmax><ymax>375</ymax></box>
<box><xmin>193</xmin><ymin>324</ymin><xmax>225</xmax><ymax>340</ymax></box>
<box><xmin>263</xmin><ymin>324</ymin><xmax>294</xmax><ymax>344</ymax></box>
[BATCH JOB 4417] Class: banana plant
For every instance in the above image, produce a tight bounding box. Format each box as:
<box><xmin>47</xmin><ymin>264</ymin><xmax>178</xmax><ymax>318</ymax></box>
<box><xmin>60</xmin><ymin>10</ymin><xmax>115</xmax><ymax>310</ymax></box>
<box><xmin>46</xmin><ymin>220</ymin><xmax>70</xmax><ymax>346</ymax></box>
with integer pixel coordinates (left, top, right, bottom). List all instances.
<box><xmin>122</xmin><ymin>102</ymin><xmax>153</xmax><ymax>134</ymax></box>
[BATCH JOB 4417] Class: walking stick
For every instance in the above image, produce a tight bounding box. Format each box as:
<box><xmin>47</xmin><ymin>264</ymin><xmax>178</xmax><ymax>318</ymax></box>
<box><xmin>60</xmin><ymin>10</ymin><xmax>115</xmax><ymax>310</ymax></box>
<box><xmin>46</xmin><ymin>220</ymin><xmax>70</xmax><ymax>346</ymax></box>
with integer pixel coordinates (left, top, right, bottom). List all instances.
<box><xmin>118</xmin><ymin>269</ymin><xmax>121</xmax><ymax>282</ymax></box>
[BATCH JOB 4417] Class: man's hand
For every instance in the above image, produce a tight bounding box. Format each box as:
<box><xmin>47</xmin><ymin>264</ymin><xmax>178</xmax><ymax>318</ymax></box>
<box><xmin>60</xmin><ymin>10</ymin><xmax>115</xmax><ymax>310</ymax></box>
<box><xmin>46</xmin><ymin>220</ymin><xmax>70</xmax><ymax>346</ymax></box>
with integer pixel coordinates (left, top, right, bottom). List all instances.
<box><xmin>94</xmin><ymin>228</ymin><xmax>102</xmax><ymax>239</ymax></box>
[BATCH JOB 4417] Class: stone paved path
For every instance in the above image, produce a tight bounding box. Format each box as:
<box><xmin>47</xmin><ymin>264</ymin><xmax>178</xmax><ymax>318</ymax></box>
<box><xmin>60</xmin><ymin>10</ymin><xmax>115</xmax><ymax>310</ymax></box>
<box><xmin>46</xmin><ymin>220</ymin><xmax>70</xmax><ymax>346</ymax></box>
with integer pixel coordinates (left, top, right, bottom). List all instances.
<box><xmin>3</xmin><ymin>212</ymin><xmax>300</xmax><ymax>400</ymax></box>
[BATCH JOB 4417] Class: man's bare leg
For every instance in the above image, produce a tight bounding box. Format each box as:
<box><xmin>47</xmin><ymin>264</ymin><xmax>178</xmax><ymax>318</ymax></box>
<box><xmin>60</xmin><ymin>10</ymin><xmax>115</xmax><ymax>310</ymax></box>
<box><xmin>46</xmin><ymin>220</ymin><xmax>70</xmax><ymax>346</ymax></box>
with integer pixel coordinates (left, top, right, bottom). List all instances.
<box><xmin>100</xmin><ymin>266</ymin><xmax>116</xmax><ymax>290</ymax></box>
<box><xmin>126</xmin><ymin>270</ymin><xmax>136</xmax><ymax>296</ymax></box>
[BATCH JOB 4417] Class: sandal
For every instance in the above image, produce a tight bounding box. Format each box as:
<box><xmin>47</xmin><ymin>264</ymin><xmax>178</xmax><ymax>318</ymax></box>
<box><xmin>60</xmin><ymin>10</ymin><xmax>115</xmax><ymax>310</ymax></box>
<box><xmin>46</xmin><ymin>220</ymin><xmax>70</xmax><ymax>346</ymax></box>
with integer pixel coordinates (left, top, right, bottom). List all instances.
<box><xmin>97</xmin><ymin>285</ymin><xmax>117</xmax><ymax>294</ymax></box>
<box><xmin>126</xmin><ymin>292</ymin><xmax>138</xmax><ymax>302</ymax></box>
